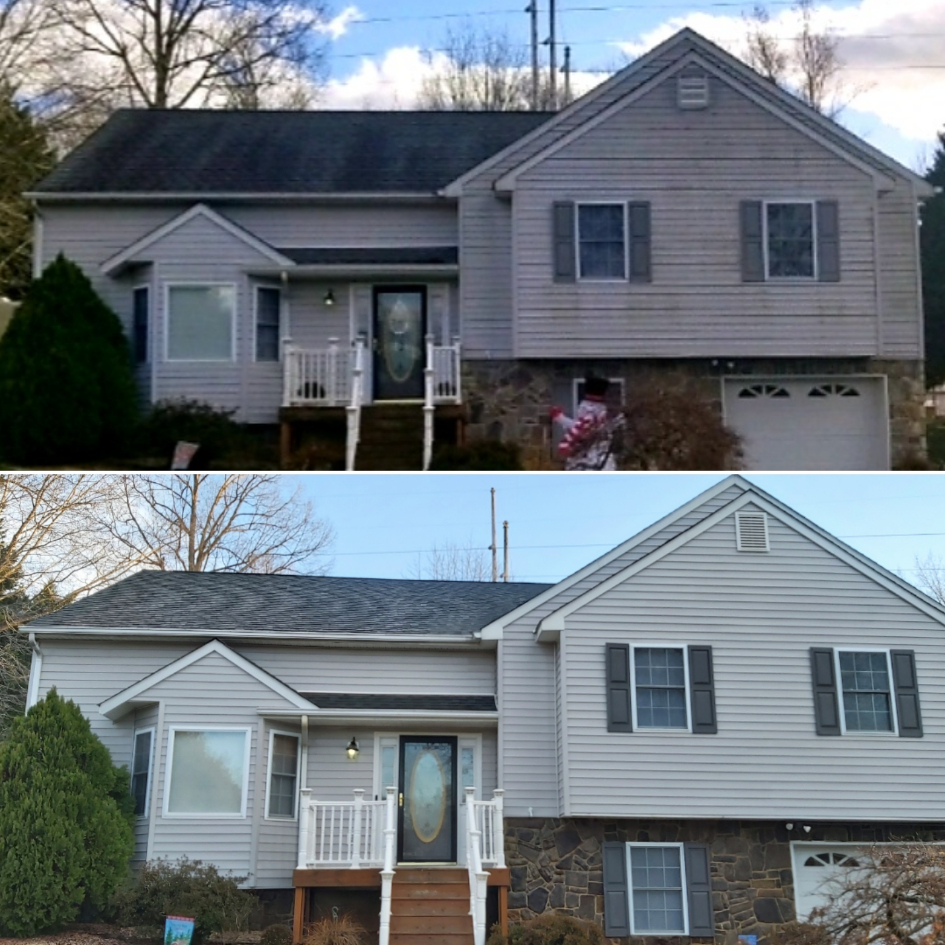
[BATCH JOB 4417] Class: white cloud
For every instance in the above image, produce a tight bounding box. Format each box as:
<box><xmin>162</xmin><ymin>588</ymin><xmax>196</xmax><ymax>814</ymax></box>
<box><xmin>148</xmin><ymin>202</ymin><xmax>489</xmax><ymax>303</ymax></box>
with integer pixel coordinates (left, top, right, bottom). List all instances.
<box><xmin>317</xmin><ymin>5</ymin><xmax>365</xmax><ymax>42</ymax></box>
<box><xmin>613</xmin><ymin>0</ymin><xmax>945</xmax><ymax>144</ymax></box>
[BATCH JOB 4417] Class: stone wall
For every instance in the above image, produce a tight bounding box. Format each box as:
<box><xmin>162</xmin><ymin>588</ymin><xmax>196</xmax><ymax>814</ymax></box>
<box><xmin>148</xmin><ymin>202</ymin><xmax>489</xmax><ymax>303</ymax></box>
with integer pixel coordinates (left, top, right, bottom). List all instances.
<box><xmin>503</xmin><ymin>817</ymin><xmax>945</xmax><ymax>945</ymax></box>
<box><xmin>461</xmin><ymin>358</ymin><xmax>925</xmax><ymax>469</ymax></box>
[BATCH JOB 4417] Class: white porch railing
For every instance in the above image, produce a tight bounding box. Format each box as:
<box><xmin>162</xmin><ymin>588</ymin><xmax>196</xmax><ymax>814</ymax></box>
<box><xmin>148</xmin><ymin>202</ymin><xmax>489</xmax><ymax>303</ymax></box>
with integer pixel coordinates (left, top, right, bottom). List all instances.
<box><xmin>431</xmin><ymin>338</ymin><xmax>462</xmax><ymax>405</ymax></box>
<box><xmin>474</xmin><ymin>788</ymin><xmax>506</xmax><ymax>868</ymax></box>
<box><xmin>297</xmin><ymin>788</ymin><xmax>387</xmax><ymax>869</ymax></box>
<box><xmin>466</xmin><ymin>788</ymin><xmax>505</xmax><ymax>945</ymax></box>
<box><xmin>345</xmin><ymin>338</ymin><xmax>366</xmax><ymax>471</ymax></box>
<box><xmin>282</xmin><ymin>338</ymin><xmax>353</xmax><ymax>407</ymax></box>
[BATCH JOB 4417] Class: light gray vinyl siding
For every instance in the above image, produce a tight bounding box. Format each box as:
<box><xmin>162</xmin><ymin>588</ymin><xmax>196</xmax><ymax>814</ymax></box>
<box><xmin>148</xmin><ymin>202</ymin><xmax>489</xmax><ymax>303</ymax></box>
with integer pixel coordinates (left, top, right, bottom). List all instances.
<box><xmin>512</xmin><ymin>74</ymin><xmax>882</xmax><ymax>358</ymax></box>
<box><xmin>498</xmin><ymin>482</ymin><xmax>746</xmax><ymax>817</ymax></box>
<box><xmin>876</xmin><ymin>180</ymin><xmax>923</xmax><ymax>358</ymax></box>
<box><xmin>559</xmin><ymin>507</ymin><xmax>945</xmax><ymax>820</ymax></box>
<box><xmin>132</xmin><ymin>704</ymin><xmax>160</xmax><ymax>863</ymax></box>
<box><xmin>226</xmin><ymin>204</ymin><xmax>457</xmax><ymax>248</ymax></box>
<box><xmin>237</xmin><ymin>645</ymin><xmax>495</xmax><ymax>694</ymax></box>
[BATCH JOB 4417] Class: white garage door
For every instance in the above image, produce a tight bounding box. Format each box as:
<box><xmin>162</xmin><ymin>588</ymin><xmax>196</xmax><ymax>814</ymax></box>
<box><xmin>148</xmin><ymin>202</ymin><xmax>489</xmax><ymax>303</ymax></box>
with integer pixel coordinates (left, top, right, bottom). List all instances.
<box><xmin>723</xmin><ymin>377</ymin><xmax>889</xmax><ymax>470</ymax></box>
<box><xmin>791</xmin><ymin>845</ymin><xmax>863</xmax><ymax>921</ymax></box>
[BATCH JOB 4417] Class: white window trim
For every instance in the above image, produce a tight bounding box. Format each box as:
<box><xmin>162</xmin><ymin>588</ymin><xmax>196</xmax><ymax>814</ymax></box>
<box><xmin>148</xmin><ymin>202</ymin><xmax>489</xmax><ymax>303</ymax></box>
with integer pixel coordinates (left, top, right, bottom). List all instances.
<box><xmin>163</xmin><ymin>725</ymin><xmax>251</xmax><ymax>819</ymax></box>
<box><xmin>132</xmin><ymin>726</ymin><xmax>155</xmax><ymax>819</ymax></box>
<box><xmin>630</xmin><ymin>645</ymin><xmax>692</xmax><ymax>733</ymax></box>
<box><xmin>163</xmin><ymin>282</ymin><xmax>238</xmax><ymax>363</ymax></box>
<box><xmin>575</xmin><ymin>201</ymin><xmax>629</xmax><ymax>282</ymax></box>
<box><xmin>253</xmin><ymin>283</ymin><xmax>283</xmax><ymax>364</ymax></box>
<box><xmin>762</xmin><ymin>199</ymin><xmax>818</xmax><ymax>281</ymax></box>
<box><xmin>626</xmin><ymin>841</ymin><xmax>690</xmax><ymax>935</ymax></box>
<box><xmin>132</xmin><ymin>284</ymin><xmax>150</xmax><ymax>364</ymax></box>
<box><xmin>834</xmin><ymin>648</ymin><xmax>900</xmax><ymax>736</ymax></box>
<box><xmin>264</xmin><ymin>728</ymin><xmax>301</xmax><ymax>821</ymax></box>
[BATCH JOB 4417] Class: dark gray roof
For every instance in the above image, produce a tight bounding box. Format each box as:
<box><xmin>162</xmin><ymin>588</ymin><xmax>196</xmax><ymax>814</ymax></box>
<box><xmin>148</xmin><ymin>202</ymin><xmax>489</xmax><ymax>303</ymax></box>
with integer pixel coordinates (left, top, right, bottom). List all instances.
<box><xmin>35</xmin><ymin>109</ymin><xmax>554</xmax><ymax>195</ymax></box>
<box><xmin>27</xmin><ymin>570</ymin><xmax>552</xmax><ymax>635</ymax></box>
<box><xmin>302</xmin><ymin>693</ymin><xmax>497</xmax><ymax>711</ymax></box>
<box><xmin>277</xmin><ymin>247</ymin><xmax>458</xmax><ymax>266</ymax></box>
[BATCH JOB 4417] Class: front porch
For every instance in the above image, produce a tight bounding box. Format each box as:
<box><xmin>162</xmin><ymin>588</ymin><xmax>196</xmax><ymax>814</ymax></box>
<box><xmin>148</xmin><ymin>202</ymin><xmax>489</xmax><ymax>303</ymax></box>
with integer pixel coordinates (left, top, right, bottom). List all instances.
<box><xmin>291</xmin><ymin>787</ymin><xmax>508</xmax><ymax>945</ymax></box>
<box><xmin>278</xmin><ymin>337</ymin><xmax>465</xmax><ymax>470</ymax></box>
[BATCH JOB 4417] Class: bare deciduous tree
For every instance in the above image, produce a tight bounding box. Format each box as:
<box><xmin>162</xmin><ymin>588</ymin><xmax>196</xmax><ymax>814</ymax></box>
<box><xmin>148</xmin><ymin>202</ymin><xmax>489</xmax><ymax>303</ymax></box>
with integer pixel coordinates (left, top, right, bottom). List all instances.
<box><xmin>911</xmin><ymin>551</ymin><xmax>945</xmax><ymax>605</ymax></box>
<box><xmin>408</xmin><ymin>540</ymin><xmax>492</xmax><ymax>582</ymax></box>
<box><xmin>107</xmin><ymin>474</ymin><xmax>334</xmax><ymax>574</ymax></box>
<box><xmin>779</xmin><ymin>843</ymin><xmax>945</xmax><ymax>945</ymax></box>
<box><xmin>49</xmin><ymin>0</ymin><xmax>330</xmax><ymax>110</ymax></box>
<box><xmin>418</xmin><ymin>21</ymin><xmax>569</xmax><ymax>112</ymax></box>
<box><xmin>743</xmin><ymin>0</ymin><xmax>858</xmax><ymax>118</ymax></box>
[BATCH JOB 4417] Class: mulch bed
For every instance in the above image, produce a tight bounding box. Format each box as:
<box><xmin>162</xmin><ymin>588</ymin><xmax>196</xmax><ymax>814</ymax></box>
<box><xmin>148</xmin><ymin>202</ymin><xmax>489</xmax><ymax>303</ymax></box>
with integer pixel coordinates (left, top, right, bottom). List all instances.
<box><xmin>0</xmin><ymin>927</ymin><xmax>264</xmax><ymax>945</ymax></box>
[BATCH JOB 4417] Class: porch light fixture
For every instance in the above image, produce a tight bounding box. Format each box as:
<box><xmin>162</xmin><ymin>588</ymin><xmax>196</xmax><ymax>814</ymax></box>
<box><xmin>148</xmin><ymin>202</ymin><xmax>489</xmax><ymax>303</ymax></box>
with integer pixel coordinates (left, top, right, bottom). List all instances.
<box><xmin>324</xmin><ymin>289</ymin><xmax>336</xmax><ymax>307</ymax></box>
<box><xmin>346</xmin><ymin>736</ymin><xmax>359</xmax><ymax>761</ymax></box>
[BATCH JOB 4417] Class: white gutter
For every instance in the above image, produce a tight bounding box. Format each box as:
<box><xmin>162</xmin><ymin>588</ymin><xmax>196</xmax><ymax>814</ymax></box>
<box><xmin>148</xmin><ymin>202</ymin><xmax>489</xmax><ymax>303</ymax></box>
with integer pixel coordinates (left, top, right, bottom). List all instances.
<box><xmin>259</xmin><ymin>709</ymin><xmax>498</xmax><ymax>726</ymax></box>
<box><xmin>25</xmin><ymin>633</ymin><xmax>43</xmax><ymax>709</ymax></box>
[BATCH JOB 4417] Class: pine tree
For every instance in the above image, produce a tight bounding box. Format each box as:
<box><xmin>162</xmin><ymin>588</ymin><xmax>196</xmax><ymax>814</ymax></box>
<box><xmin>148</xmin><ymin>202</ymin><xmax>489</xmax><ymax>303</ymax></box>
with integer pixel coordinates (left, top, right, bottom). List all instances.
<box><xmin>0</xmin><ymin>689</ymin><xmax>135</xmax><ymax>936</ymax></box>
<box><xmin>0</xmin><ymin>89</ymin><xmax>55</xmax><ymax>300</ymax></box>
<box><xmin>922</xmin><ymin>131</ymin><xmax>945</xmax><ymax>386</ymax></box>
<box><xmin>0</xmin><ymin>253</ymin><xmax>139</xmax><ymax>463</ymax></box>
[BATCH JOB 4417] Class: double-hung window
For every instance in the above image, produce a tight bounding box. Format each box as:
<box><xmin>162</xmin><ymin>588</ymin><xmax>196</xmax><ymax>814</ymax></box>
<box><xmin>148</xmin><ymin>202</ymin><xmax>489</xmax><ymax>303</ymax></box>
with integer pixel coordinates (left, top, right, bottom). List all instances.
<box><xmin>166</xmin><ymin>284</ymin><xmax>236</xmax><ymax>362</ymax></box>
<box><xmin>578</xmin><ymin>204</ymin><xmax>627</xmax><ymax>280</ymax></box>
<box><xmin>255</xmin><ymin>286</ymin><xmax>281</xmax><ymax>362</ymax></box>
<box><xmin>266</xmin><ymin>731</ymin><xmax>300</xmax><ymax>818</ymax></box>
<box><xmin>629</xmin><ymin>844</ymin><xmax>687</xmax><ymax>933</ymax></box>
<box><xmin>131</xmin><ymin>729</ymin><xmax>154</xmax><ymax>817</ymax></box>
<box><xmin>766</xmin><ymin>201</ymin><xmax>816</xmax><ymax>278</ymax></box>
<box><xmin>810</xmin><ymin>647</ymin><xmax>922</xmax><ymax>737</ymax></box>
<box><xmin>606</xmin><ymin>644</ymin><xmax>717</xmax><ymax>734</ymax></box>
<box><xmin>165</xmin><ymin>727</ymin><xmax>250</xmax><ymax>816</ymax></box>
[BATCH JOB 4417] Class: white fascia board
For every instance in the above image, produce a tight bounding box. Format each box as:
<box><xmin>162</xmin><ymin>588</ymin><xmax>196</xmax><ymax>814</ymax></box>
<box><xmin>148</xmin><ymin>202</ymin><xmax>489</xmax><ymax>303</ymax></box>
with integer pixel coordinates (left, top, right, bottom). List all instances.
<box><xmin>538</xmin><ymin>490</ymin><xmax>945</xmax><ymax>641</ymax></box>
<box><xmin>25</xmin><ymin>633</ymin><xmax>42</xmax><ymax>710</ymax></box>
<box><xmin>29</xmin><ymin>627</ymin><xmax>479</xmax><ymax>648</ymax></box>
<box><xmin>478</xmin><ymin>474</ymin><xmax>750</xmax><ymax>640</ymax></box>
<box><xmin>99</xmin><ymin>639</ymin><xmax>315</xmax><ymax>720</ymax></box>
<box><xmin>247</xmin><ymin>264</ymin><xmax>459</xmax><ymax>279</ymax></box>
<box><xmin>495</xmin><ymin>52</ymin><xmax>890</xmax><ymax>193</ymax></box>
<box><xmin>100</xmin><ymin>203</ymin><xmax>295</xmax><ymax>275</ymax></box>
<box><xmin>259</xmin><ymin>708</ymin><xmax>498</xmax><ymax>726</ymax></box>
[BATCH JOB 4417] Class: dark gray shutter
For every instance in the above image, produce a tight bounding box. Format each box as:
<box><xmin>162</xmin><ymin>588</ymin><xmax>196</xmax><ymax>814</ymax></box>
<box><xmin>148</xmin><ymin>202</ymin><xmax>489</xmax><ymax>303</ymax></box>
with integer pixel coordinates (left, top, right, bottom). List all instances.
<box><xmin>816</xmin><ymin>200</ymin><xmax>841</xmax><ymax>282</ymax></box>
<box><xmin>890</xmin><ymin>650</ymin><xmax>922</xmax><ymax>738</ymax></box>
<box><xmin>553</xmin><ymin>201</ymin><xmax>576</xmax><ymax>282</ymax></box>
<box><xmin>740</xmin><ymin>200</ymin><xmax>765</xmax><ymax>282</ymax></box>
<box><xmin>810</xmin><ymin>647</ymin><xmax>841</xmax><ymax>735</ymax></box>
<box><xmin>688</xmin><ymin>646</ymin><xmax>717</xmax><ymax>735</ymax></box>
<box><xmin>602</xmin><ymin>841</ymin><xmax>630</xmax><ymax>937</ymax></box>
<box><xmin>628</xmin><ymin>201</ymin><xmax>652</xmax><ymax>282</ymax></box>
<box><xmin>606</xmin><ymin>643</ymin><xmax>632</xmax><ymax>733</ymax></box>
<box><xmin>684</xmin><ymin>843</ymin><xmax>714</xmax><ymax>937</ymax></box>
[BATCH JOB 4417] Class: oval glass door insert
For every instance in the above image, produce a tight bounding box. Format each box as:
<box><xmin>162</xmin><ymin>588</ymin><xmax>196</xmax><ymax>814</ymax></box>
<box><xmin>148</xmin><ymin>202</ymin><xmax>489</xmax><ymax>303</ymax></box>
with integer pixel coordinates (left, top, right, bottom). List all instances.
<box><xmin>409</xmin><ymin>749</ymin><xmax>447</xmax><ymax>843</ymax></box>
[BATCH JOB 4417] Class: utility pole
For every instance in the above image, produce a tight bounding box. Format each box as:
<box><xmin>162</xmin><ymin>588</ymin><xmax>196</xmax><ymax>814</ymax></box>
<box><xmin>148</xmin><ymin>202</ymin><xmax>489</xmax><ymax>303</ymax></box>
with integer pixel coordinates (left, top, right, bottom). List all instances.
<box><xmin>490</xmin><ymin>488</ymin><xmax>498</xmax><ymax>583</ymax></box>
<box><xmin>548</xmin><ymin>0</ymin><xmax>557</xmax><ymax>109</ymax></box>
<box><xmin>563</xmin><ymin>45</ymin><xmax>571</xmax><ymax>104</ymax></box>
<box><xmin>502</xmin><ymin>521</ymin><xmax>510</xmax><ymax>583</ymax></box>
<box><xmin>527</xmin><ymin>1</ymin><xmax>539</xmax><ymax>110</ymax></box>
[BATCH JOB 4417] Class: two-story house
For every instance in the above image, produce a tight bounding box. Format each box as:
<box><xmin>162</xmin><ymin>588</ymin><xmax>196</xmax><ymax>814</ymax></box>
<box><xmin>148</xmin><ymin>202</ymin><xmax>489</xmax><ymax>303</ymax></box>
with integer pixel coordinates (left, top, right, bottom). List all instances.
<box><xmin>23</xmin><ymin>475</ymin><xmax>945</xmax><ymax>944</ymax></box>
<box><xmin>28</xmin><ymin>29</ymin><xmax>933</xmax><ymax>470</ymax></box>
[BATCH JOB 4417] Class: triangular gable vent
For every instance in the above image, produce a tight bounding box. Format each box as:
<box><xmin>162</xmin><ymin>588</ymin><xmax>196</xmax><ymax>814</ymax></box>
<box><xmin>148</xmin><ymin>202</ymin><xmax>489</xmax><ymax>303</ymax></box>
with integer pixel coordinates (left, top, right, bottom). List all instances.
<box><xmin>736</xmin><ymin>511</ymin><xmax>769</xmax><ymax>552</ymax></box>
<box><xmin>677</xmin><ymin>73</ymin><xmax>710</xmax><ymax>110</ymax></box>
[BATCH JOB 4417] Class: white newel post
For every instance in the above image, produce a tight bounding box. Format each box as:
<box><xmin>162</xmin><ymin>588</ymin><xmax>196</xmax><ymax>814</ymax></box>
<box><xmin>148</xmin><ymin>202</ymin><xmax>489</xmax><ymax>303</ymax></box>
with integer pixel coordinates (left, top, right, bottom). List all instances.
<box><xmin>423</xmin><ymin>333</ymin><xmax>435</xmax><ymax>471</ymax></box>
<box><xmin>297</xmin><ymin>788</ymin><xmax>312</xmax><ymax>869</ymax></box>
<box><xmin>379</xmin><ymin>785</ymin><xmax>397</xmax><ymax>945</ymax></box>
<box><xmin>466</xmin><ymin>787</ymin><xmax>488</xmax><ymax>945</ymax></box>
<box><xmin>452</xmin><ymin>336</ymin><xmax>463</xmax><ymax>404</ymax></box>
<box><xmin>282</xmin><ymin>337</ymin><xmax>295</xmax><ymax>407</ymax></box>
<box><xmin>327</xmin><ymin>337</ymin><xmax>339</xmax><ymax>406</ymax></box>
<box><xmin>351</xmin><ymin>789</ymin><xmax>364</xmax><ymax>869</ymax></box>
<box><xmin>492</xmin><ymin>789</ymin><xmax>506</xmax><ymax>868</ymax></box>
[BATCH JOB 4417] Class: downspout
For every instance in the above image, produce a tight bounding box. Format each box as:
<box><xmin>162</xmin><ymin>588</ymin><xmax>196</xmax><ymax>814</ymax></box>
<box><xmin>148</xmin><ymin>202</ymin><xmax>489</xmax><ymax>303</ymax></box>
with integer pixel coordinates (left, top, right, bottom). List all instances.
<box><xmin>25</xmin><ymin>633</ymin><xmax>43</xmax><ymax>710</ymax></box>
<box><xmin>31</xmin><ymin>201</ymin><xmax>44</xmax><ymax>279</ymax></box>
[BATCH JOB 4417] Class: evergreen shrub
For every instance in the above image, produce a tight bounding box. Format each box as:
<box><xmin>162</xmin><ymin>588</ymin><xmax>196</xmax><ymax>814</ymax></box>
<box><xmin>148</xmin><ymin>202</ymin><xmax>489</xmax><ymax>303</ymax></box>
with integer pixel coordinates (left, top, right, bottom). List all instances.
<box><xmin>0</xmin><ymin>689</ymin><xmax>135</xmax><ymax>936</ymax></box>
<box><xmin>261</xmin><ymin>924</ymin><xmax>294</xmax><ymax>945</ymax></box>
<box><xmin>486</xmin><ymin>914</ymin><xmax>605</xmax><ymax>945</ymax></box>
<box><xmin>0</xmin><ymin>254</ymin><xmax>138</xmax><ymax>464</ymax></box>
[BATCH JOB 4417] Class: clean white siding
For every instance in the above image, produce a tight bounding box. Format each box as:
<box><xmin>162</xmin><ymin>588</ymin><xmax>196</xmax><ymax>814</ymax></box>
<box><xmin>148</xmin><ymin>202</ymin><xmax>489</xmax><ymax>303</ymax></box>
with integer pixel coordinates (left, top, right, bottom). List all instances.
<box><xmin>561</xmin><ymin>507</ymin><xmax>945</xmax><ymax>820</ymax></box>
<box><xmin>498</xmin><ymin>482</ymin><xmax>747</xmax><ymax>817</ymax></box>
<box><xmin>513</xmin><ymin>75</ymin><xmax>881</xmax><ymax>358</ymax></box>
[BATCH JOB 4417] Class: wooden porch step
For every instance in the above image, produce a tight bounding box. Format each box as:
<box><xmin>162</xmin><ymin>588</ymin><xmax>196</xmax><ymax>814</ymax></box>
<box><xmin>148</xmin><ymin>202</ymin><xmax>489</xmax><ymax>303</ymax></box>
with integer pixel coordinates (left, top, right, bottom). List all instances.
<box><xmin>389</xmin><ymin>867</ymin><xmax>474</xmax><ymax>944</ymax></box>
<box><xmin>355</xmin><ymin>405</ymin><xmax>426</xmax><ymax>471</ymax></box>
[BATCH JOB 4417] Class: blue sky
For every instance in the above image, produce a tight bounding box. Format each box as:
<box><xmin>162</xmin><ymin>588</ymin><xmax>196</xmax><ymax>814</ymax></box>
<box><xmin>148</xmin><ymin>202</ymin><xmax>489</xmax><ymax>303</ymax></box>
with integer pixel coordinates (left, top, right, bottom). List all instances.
<box><xmin>320</xmin><ymin>0</ymin><xmax>945</xmax><ymax>170</ymax></box>
<box><xmin>296</xmin><ymin>473</ymin><xmax>945</xmax><ymax>589</ymax></box>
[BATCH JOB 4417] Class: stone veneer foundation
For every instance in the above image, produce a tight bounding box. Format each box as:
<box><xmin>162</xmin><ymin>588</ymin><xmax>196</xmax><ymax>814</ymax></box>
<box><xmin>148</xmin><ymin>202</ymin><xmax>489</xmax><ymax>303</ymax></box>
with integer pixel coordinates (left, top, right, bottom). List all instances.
<box><xmin>503</xmin><ymin>818</ymin><xmax>945</xmax><ymax>945</ymax></box>
<box><xmin>461</xmin><ymin>358</ymin><xmax>925</xmax><ymax>469</ymax></box>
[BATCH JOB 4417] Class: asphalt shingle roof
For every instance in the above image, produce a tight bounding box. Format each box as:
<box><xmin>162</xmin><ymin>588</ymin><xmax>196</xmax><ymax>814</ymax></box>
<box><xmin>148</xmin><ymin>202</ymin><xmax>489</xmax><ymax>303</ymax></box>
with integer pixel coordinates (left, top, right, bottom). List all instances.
<box><xmin>27</xmin><ymin>571</ymin><xmax>553</xmax><ymax>635</ymax></box>
<box><xmin>35</xmin><ymin>109</ymin><xmax>554</xmax><ymax>195</ymax></box>
<box><xmin>301</xmin><ymin>693</ymin><xmax>497</xmax><ymax>711</ymax></box>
